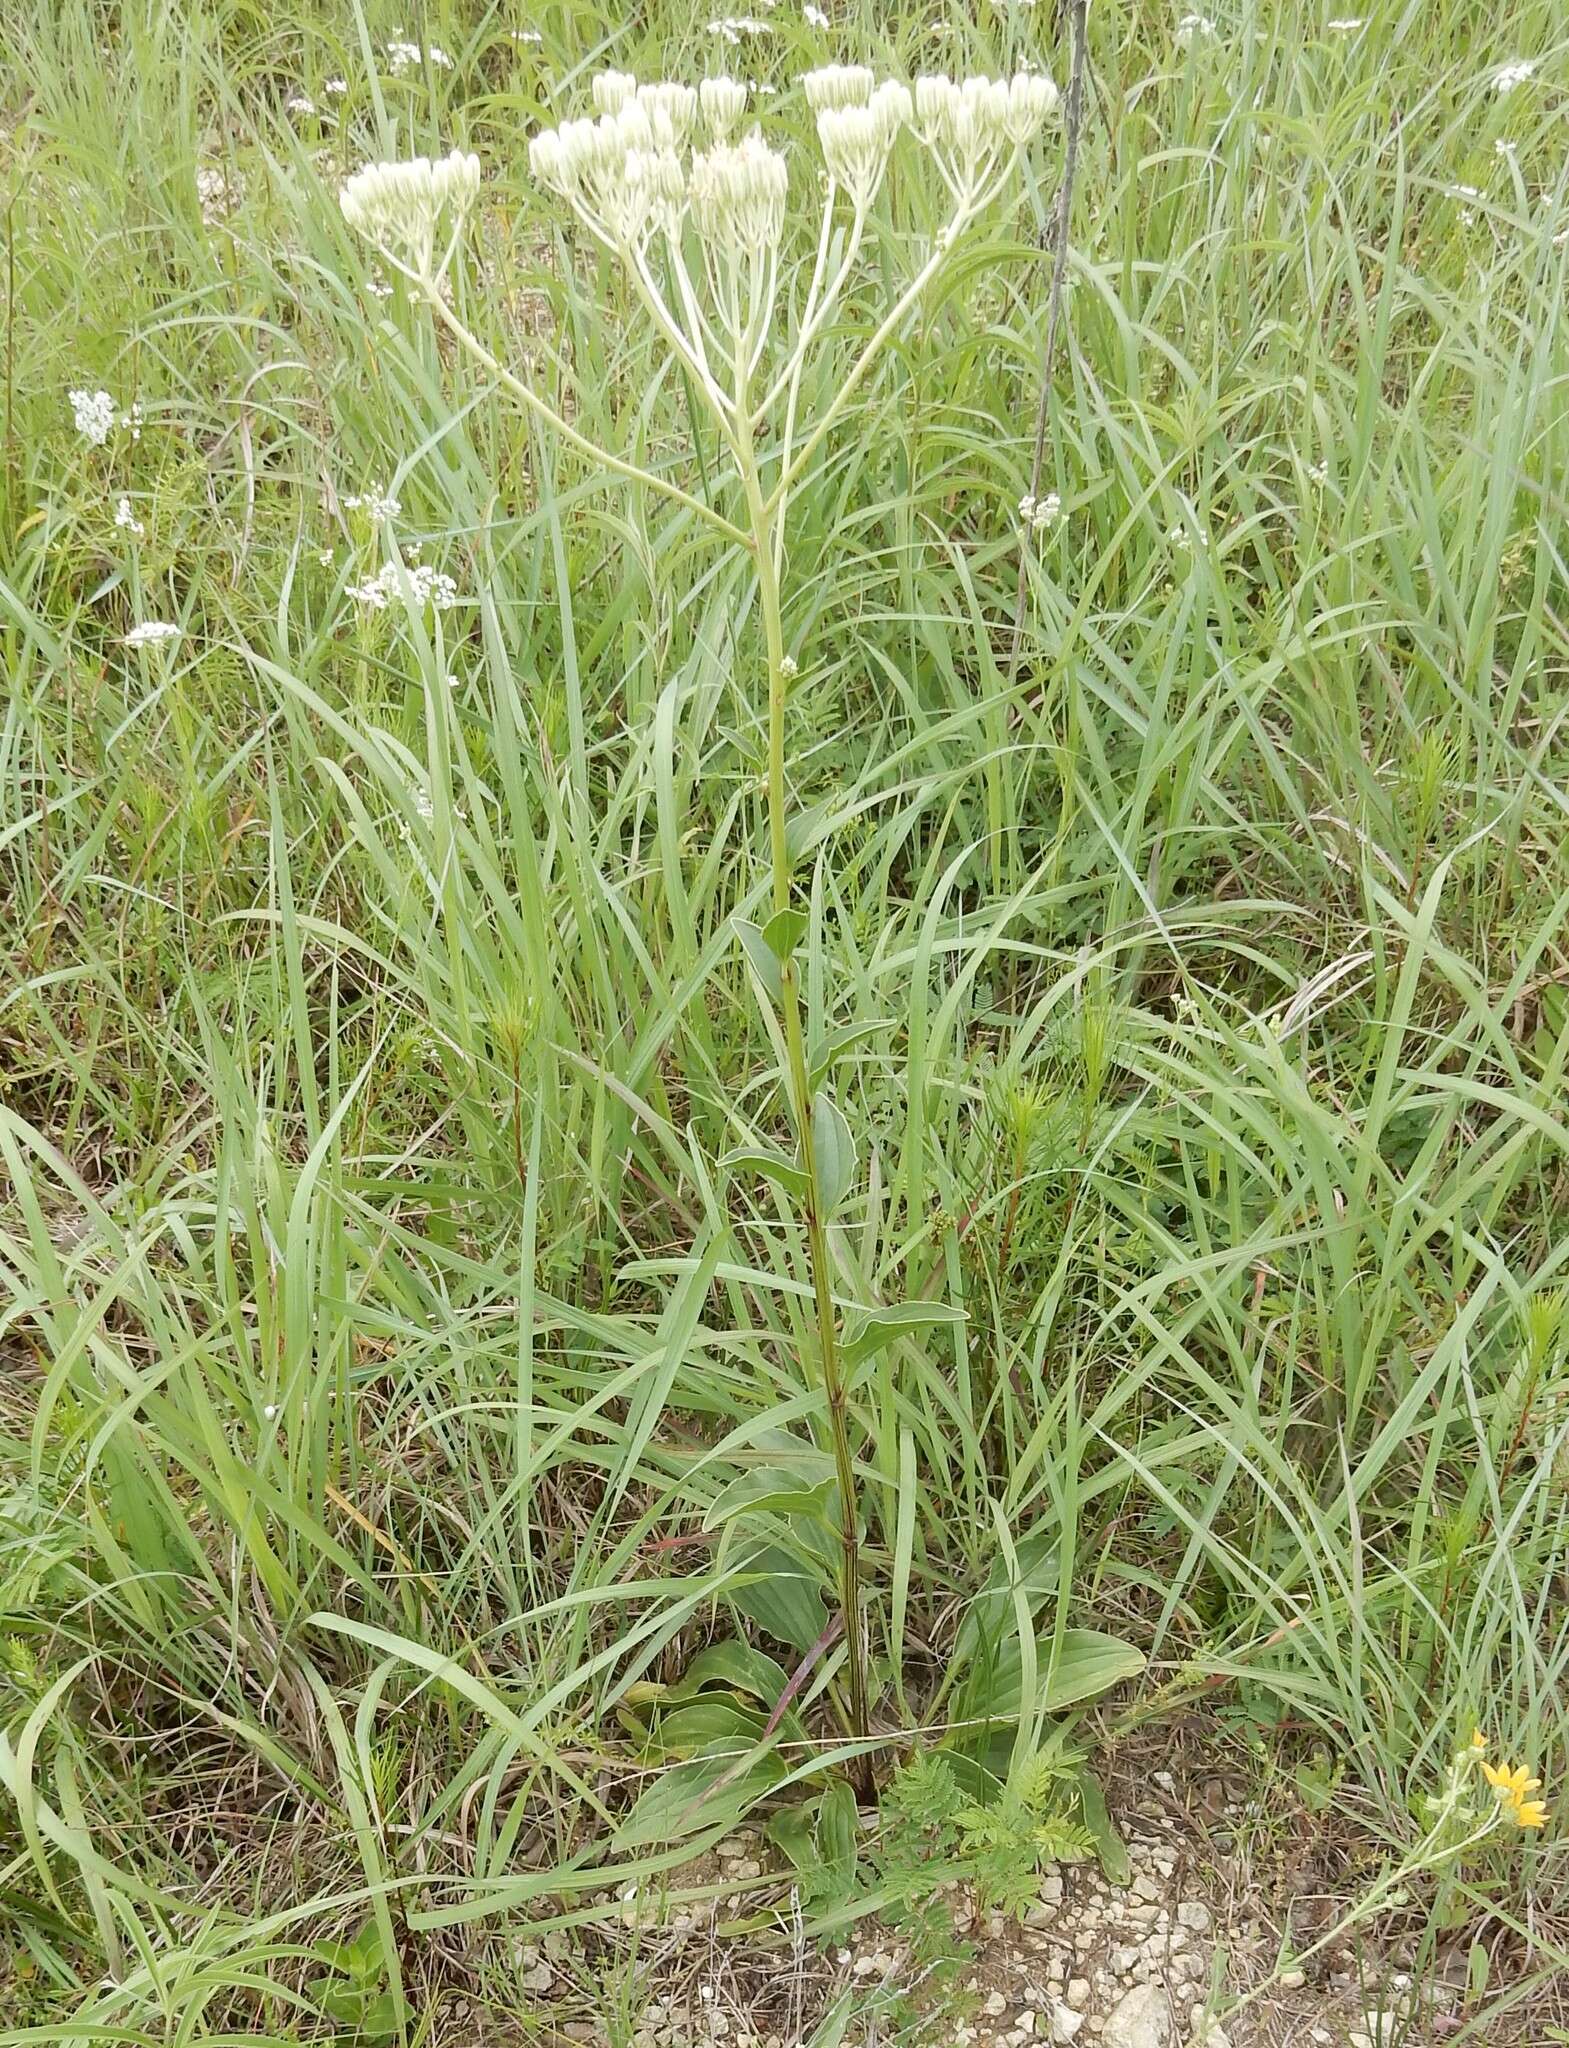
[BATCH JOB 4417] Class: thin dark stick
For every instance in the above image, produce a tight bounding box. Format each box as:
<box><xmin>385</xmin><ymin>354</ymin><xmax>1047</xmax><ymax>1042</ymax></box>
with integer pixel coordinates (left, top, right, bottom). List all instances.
<box><xmin>1007</xmin><ymin>0</ymin><xmax>1090</xmax><ymax>679</ymax></box>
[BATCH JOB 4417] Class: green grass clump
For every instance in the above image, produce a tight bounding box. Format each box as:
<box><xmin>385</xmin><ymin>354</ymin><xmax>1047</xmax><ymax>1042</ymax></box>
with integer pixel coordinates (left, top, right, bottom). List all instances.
<box><xmin>2</xmin><ymin>0</ymin><xmax>1567</xmax><ymax>2037</ymax></box>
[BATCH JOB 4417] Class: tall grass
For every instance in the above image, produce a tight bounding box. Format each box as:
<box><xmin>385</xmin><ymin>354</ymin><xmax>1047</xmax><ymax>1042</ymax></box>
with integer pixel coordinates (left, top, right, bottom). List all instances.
<box><xmin>2</xmin><ymin>0</ymin><xmax>1568</xmax><ymax>2036</ymax></box>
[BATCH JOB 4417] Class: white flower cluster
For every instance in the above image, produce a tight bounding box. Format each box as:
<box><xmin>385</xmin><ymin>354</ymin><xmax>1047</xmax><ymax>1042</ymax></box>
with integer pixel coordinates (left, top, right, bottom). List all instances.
<box><xmin>339</xmin><ymin>151</ymin><xmax>481</xmax><ymax>278</ymax></box>
<box><xmin>815</xmin><ymin>78</ymin><xmax>911</xmax><ymax>209</ymax></box>
<box><xmin>387</xmin><ymin>38</ymin><xmax>452</xmax><ymax>76</ymax></box>
<box><xmin>70</xmin><ymin>388</ymin><xmax>116</xmax><ymax>445</ymax></box>
<box><xmin>1018</xmin><ymin>488</ymin><xmax>1060</xmax><ymax>533</ymax></box>
<box><xmin>123</xmin><ymin>621</ymin><xmax>181</xmax><ymax>648</ymax></box>
<box><xmin>690</xmin><ymin>130</ymin><xmax>790</xmax><ymax>249</ymax></box>
<box><xmin>344</xmin><ymin>484</ymin><xmax>402</xmax><ymax>521</ymax></box>
<box><xmin>527</xmin><ymin>64</ymin><xmax>1056</xmax><ymax>254</ymax></box>
<box><xmin>1493</xmin><ymin>59</ymin><xmax>1535</xmax><ymax>94</ymax></box>
<box><xmin>1176</xmin><ymin>13</ymin><xmax>1216</xmax><ymax>45</ymax></box>
<box><xmin>529</xmin><ymin>79</ymin><xmax>781</xmax><ymax>251</ymax></box>
<box><xmin>708</xmin><ymin>15</ymin><xmax>771</xmax><ymax>43</ymax></box>
<box><xmin>347</xmin><ymin>560</ymin><xmax>459</xmax><ymax>611</ymax></box>
<box><xmin>115</xmin><ymin>494</ymin><xmax>146</xmax><ymax>538</ymax></box>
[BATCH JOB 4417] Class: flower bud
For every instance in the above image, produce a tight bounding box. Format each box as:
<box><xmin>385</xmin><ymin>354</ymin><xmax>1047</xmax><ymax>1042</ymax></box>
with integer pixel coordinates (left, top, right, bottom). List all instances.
<box><xmin>700</xmin><ymin>75</ymin><xmax>750</xmax><ymax>140</ymax></box>
<box><xmin>592</xmin><ymin>69</ymin><xmax>638</xmax><ymax>114</ymax></box>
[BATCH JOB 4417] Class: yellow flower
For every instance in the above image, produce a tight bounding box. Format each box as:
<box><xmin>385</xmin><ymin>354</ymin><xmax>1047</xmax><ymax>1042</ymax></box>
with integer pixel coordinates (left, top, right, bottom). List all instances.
<box><xmin>1481</xmin><ymin>1760</ymin><xmax>1540</xmax><ymax>1801</ymax></box>
<box><xmin>1481</xmin><ymin>1756</ymin><xmax>1548</xmax><ymax>1830</ymax></box>
<box><xmin>1470</xmin><ymin>1728</ymin><xmax>1486</xmax><ymax>1752</ymax></box>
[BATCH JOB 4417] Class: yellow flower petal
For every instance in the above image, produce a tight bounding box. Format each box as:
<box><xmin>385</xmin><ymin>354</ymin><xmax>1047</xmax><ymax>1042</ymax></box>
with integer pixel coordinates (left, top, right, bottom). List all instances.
<box><xmin>1513</xmin><ymin>1800</ymin><xmax>1548</xmax><ymax>1830</ymax></box>
<box><xmin>1470</xmin><ymin>1728</ymin><xmax>1487</xmax><ymax>1751</ymax></box>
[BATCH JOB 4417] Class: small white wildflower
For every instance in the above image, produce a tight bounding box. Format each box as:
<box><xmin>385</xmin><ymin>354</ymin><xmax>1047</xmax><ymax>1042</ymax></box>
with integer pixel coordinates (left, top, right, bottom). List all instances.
<box><xmin>1495</xmin><ymin>137</ymin><xmax>1517</xmax><ymax>158</ymax></box>
<box><xmin>387</xmin><ymin>38</ymin><xmax>452</xmax><ymax>76</ymax></box>
<box><xmin>114</xmin><ymin>495</ymin><xmax>146</xmax><ymax>538</ymax></box>
<box><xmin>70</xmin><ymin>388</ymin><xmax>116</xmax><ymax>445</ymax></box>
<box><xmin>445</xmin><ymin>671</ymin><xmax>461</xmax><ymax>688</ymax></box>
<box><xmin>123</xmin><ymin>621</ymin><xmax>182</xmax><ymax>648</ymax></box>
<box><xmin>1176</xmin><ymin>13</ymin><xmax>1216</xmax><ymax>46</ymax></box>
<box><xmin>318</xmin><ymin>548</ymin><xmax>334</xmax><ymax>566</ymax></box>
<box><xmin>1448</xmin><ymin>182</ymin><xmax>1483</xmax><ymax>224</ymax></box>
<box><xmin>708</xmin><ymin>15</ymin><xmax>773</xmax><ymax>42</ymax></box>
<box><xmin>348</xmin><ymin>560</ymin><xmax>459</xmax><ymax>612</ymax></box>
<box><xmin>121</xmin><ymin>400</ymin><xmax>144</xmax><ymax>441</ymax></box>
<box><xmin>779</xmin><ymin>654</ymin><xmax>799</xmax><ymax>679</ymax></box>
<box><xmin>804</xmin><ymin>2</ymin><xmax>830</xmax><ymax>25</ymax></box>
<box><xmin>1325</xmin><ymin>16</ymin><xmax>1366</xmax><ymax>30</ymax></box>
<box><xmin>414</xmin><ymin>784</ymin><xmax>436</xmax><ymax>821</ymax></box>
<box><xmin>287</xmin><ymin>94</ymin><xmax>317</xmax><ymax>115</ymax></box>
<box><xmin>344</xmin><ymin>484</ymin><xmax>402</xmax><ymax>521</ymax></box>
<box><xmin>1492</xmin><ymin>60</ymin><xmax>1535</xmax><ymax>95</ymax></box>
<box><xmin>1032</xmin><ymin>490</ymin><xmax>1061</xmax><ymax>532</ymax></box>
<box><xmin>325</xmin><ymin>77</ymin><xmax>348</xmax><ymax>96</ymax></box>
<box><xmin>263</xmin><ymin>1403</ymin><xmax>279</xmax><ymax>1419</ymax></box>
<box><xmin>366</xmin><ymin>269</ymin><xmax>394</xmax><ymax>299</ymax></box>
<box><xmin>1307</xmin><ymin>459</ymin><xmax>1328</xmax><ymax>485</ymax></box>
<box><xmin>510</xmin><ymin>29</ymin><xmax>544</xmax><ymax>45</ymax></box>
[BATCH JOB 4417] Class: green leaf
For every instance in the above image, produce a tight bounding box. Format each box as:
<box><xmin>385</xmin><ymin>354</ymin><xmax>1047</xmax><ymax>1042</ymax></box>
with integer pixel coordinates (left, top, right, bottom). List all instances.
<box><xmin>762</xmin><ymin>907</ymin><xmax>809</xmax><ymax>961</ymax></box>
<box><xmin>667</xmin><ymin>1641</ymin><xmax>791</xmax><ymax>1706</ymax></box>
<box><xmin>812</xmin><ymin>1090</ymin><xmax>856</xmax><ymax>1215</ymax></box>
<box><xmin>723</xmin><ymin>1144</ymin><xmax>811</xmax><ymax>1202</ymax></box>
<box><xmin>816</xmin><ymin>1779</ymin><xmax>859</xmax><ymax>1897</ymax></box>
<box><xmin>736</xmin><ymin>918</ymin><xmax>782</xmax><ymax>1005</ymax></box>
<box><xmin>649</xmin><ymin>1698</ymin><xmax>768</xmax><ymax>1760</ymax></box>
<box><xmin>951</xmin><ymin>1526</ymin><xmax>1060</xmax><ymax>1674</ymax></box>
<box><xmin>956</xmin><ymin>1629</ymin><xmax>1145</xmax><ymax>1722</ymax></box>
<box><xmin>842</xmin><ymin>1299</ymin><xmax>967</xmax><ymax>1373</ymax></box>
<box><xmin>808</xmin><ymin>1019</ymin><xmax>896</xmax><ymax>1092</ymax></box>
<box><xmin>728</xmin><ymin>1541</ymin><xmax>829</xmax><ymax>1653</ymax></box>
<box><xmin>704</xmin><ymin>1463</ymin><xmax>836</xmax><ymax>1531</ymax></box>
<box><xmin>612</xmin><ymin>1742</ymin><xmax>787</xmax><ymax>1849</ymax></box>
<box><xmin>1075</xmin><ymin>1768</ymin><xmax>1131</xmax><ymax>1885</ymax></box>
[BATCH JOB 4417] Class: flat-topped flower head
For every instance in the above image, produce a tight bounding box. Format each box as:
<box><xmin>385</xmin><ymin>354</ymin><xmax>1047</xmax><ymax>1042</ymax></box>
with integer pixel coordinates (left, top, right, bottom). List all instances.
<box><xmin>803</xmin><ymin>64</ymin><xmax>874</xmax><ymax>112</ymax></box>
<box><xmin>339</xmin><ymin>150</ymin><xmax>481</xmax><ymax>277</ymax></box>
<box><xmin>700</xmin><ymin>75</ymin><xmax>750</xmax><ymax>140</ymax></box>
<box><xmin>1003</xmin><ymin>71</ymin><xmax>1059</xmax><ymax>144</ymax></box>
<box><xmin>689</xmin><ymin>129</ymin><xmax>788</xmax><ymax>250</ymax></box>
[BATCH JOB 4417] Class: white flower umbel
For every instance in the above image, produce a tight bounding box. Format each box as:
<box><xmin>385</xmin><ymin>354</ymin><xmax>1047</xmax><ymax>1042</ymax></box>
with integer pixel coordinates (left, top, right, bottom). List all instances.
<box><xmin>339</xmin><ymin>150</ymin><xmax>481</xmax><ymax>281</ymax></box>
<box><xmin>1492</xmin><ymin>59</ymin><xmax>1535</xmax><ymax>94</ymax></box>
<box><xmin>802</xmin><ymin>65</ymin><xmax>874</xmax><ymax>112</ymax></box>
<box><xmin>70</xmin><ymin>388</ymin><xmax>116</xmax><ymax>445</ymax></box>
<box><xmin>123</xmin><ymin>621</ymin><xmax>181</xmax><ymax>648</ymax></box>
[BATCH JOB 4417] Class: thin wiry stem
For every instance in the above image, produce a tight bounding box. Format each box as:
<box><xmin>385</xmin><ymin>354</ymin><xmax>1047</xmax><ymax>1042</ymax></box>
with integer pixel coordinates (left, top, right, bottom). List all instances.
<box><xmin>1006</xmin><ymin>0</ymin><xmax>1089</xmax><ymax>679</ymax></box>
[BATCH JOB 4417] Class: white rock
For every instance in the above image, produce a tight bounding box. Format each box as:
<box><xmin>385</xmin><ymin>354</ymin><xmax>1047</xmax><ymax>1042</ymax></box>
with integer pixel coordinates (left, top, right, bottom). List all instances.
<box><xmin>986</xmin><ymin>1993</ymin><xmax>1010</xmax><ymax>2019</ymax></box>
<box><xmin>1051</xmin><ymin>2006</ymin><xmax>1086</xmax><ymax>2044</ymax></box>
<box><xmin>1131</xmin><ymin>1875</ymin><xmax>1162</xmax><ymax>1904</ymax></box>
<box><xmin>1067</xmin><ymin>1981</ymin><xmax>1093</xmax><ymax>2009</ymax></box>
<box><xmin>1175</xmin><ymin>1902</ymin><xmax>1212</xmax><ymax>1935</ymax></box>
<box><xmin>1041</xmin><ymin>1873</ymin><xmax>1065</xmax><ymax>1903</ymax></box>
<box><xmin>1102</xmin><ymin>1983</ymin><xmax>1172</xmax><ymax>2048</ymax></box>
<box><xmin>1279</xmin><ymin>1970</ymin><xmax>1306</xmax><ymax>1991</ymax></box>
<box><xmin>1017</xmin><ymin>2016</ymin><xmax>1037</xmax><ymax>2039</ymax></box>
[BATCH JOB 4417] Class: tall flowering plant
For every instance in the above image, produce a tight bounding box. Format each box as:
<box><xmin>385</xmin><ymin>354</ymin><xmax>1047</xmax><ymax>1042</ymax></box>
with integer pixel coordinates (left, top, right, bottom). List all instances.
<box><xmin>337</xmin><ymin>65</ymin><xmax>1060</xmax><ymax>1791</ymax></box>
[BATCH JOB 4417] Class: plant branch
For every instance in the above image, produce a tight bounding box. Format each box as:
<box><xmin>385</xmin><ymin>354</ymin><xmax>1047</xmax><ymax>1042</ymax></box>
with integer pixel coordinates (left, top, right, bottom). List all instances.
<box><xmin>1006</xmin><ymin>0</ymin><xmax>1089</xmax><ymax>679</ymax></box>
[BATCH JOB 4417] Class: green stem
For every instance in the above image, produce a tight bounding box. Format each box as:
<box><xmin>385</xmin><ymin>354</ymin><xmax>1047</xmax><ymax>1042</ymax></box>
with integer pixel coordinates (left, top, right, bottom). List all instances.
<box><xmin>735</xmin><ymin>372</ymin><xmax>874</xmax><ymax>1800</ymax></box>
